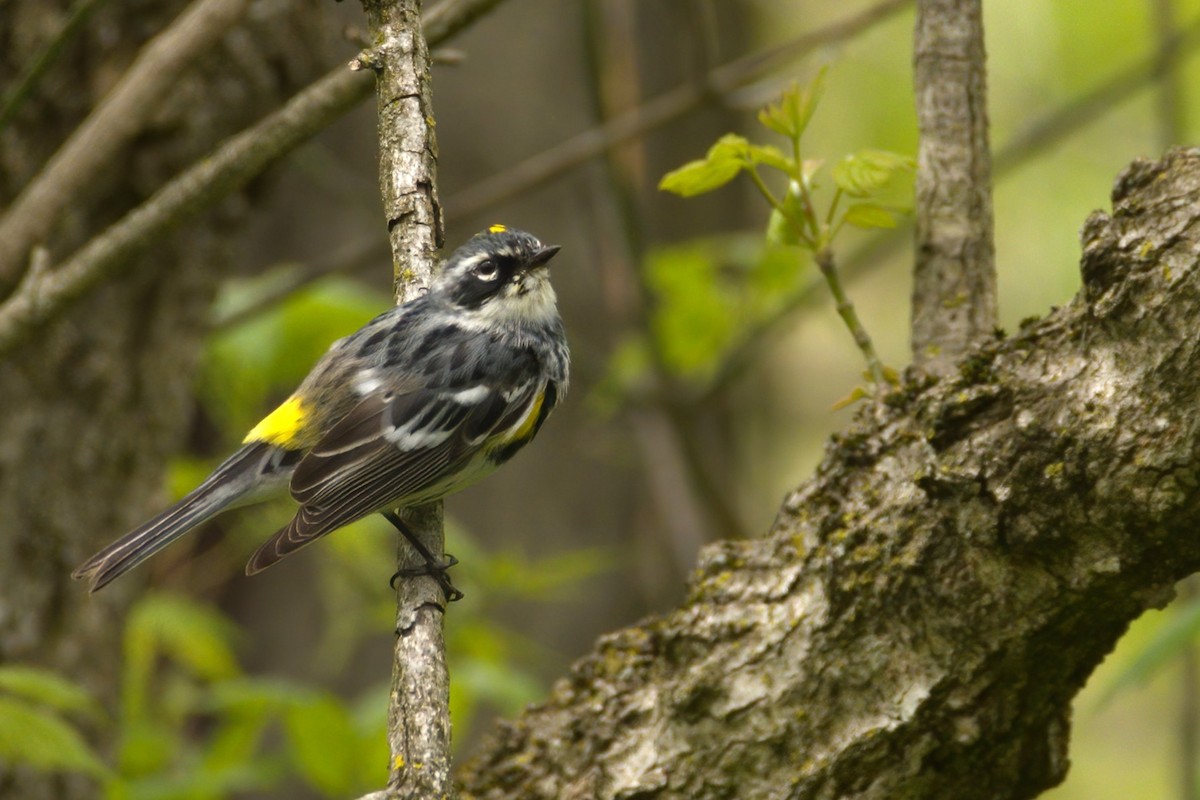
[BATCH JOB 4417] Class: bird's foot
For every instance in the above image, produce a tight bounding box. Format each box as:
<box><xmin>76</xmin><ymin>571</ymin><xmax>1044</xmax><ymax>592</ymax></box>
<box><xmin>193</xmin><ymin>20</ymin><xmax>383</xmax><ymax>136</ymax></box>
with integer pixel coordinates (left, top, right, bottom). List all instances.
<box><xmin>389</xmin><ymin>553</ymin><xmax>463</xmax><ymax>602</ymax></box>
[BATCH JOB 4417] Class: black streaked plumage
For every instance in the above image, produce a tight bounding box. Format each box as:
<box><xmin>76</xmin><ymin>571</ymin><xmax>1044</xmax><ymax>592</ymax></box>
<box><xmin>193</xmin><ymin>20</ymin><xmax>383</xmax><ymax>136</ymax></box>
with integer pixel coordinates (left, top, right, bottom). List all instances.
<box><xmin>73</xmin><ymin>227</ymin><xmax>568</xmax><ymax>593</ymax></box>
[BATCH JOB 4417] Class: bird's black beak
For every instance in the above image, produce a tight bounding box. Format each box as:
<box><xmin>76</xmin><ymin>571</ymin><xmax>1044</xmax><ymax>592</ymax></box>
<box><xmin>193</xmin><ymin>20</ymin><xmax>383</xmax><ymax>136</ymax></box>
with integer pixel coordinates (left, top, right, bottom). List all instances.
<box><xmin>529</xmin><ymin>244</ymin><xmax>561</xmax><ymax>270</ymax></box>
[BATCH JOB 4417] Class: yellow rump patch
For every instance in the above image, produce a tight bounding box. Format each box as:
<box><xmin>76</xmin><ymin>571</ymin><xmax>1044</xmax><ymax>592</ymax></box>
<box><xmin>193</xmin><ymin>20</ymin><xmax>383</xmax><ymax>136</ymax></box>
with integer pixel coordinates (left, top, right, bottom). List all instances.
<box><xmin>487</xmin><ymin>223</ymin><xmax>508</xmax><ymax>233</ymax></box>
<box><xmin>244</xmin><ymin>396</ymin><xmax>307</xmax><ymax>447</ymax></box>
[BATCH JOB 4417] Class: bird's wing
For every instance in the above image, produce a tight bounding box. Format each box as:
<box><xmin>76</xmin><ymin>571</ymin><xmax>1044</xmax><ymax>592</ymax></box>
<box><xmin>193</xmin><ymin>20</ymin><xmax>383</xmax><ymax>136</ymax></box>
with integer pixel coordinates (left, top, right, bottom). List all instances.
<box><xmin>245</xmin><ymin>380</ymin><xmax>545</xmax><ymax>573</ymax></box>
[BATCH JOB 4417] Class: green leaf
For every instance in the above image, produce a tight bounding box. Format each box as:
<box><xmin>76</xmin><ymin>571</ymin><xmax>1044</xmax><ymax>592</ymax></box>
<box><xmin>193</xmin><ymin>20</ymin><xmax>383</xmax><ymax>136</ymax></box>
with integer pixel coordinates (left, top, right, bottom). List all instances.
<box><xmin>832</xmin><ymin>149</ymin><xmax>915</xmax><ymax>198</ymax></box>
<box><xmin>126</xmin><ymin>594</ymin><xmax>240</xmax><ymax>683</ymax></box>
<box><xmin>746</xmin><ymin>143</ymin><xmax>794</xmax><ymax>174</ymax></box>
<box><xmin>283</xmin><ymin>694</ymin><xmax>359</xmax><ymax>797</ymax></box>
<box><xmin>757</xmin><ymin>68</ymin><xmax>827</xmax><ymax>139</ymax></box>
<box><xmin>0</xmin><ymin>697</ymin><xmax>109</xmax><ymax>777</ymax></box>
<box><xmin>645</xmin><ymin>243</ymin><xmax>737</xmax><ymax>376</ymax></box>
<box><xmin>659</xmin><ymin>134</ymin><xmax>751</xmax><ymax>197</ymax></box>
<box><xmin>1096</xmin><ymin>599</ymin><xmax>1200</xmax><ymax>707</ymax></box>
<box><xmin>766</xmin><ymin>208</ymin><xmax>801</xmax><ymax>247</ymax></box>
<box><xmin>830</xmin><ymin>386</ymin><xmax>870</xmax><ymax>411</ymax></box>
<box><xmin>589</xmin><ymin>337</ymin><xmax>653</xmax><ymax>416</ymax></box>
<box><xmin>843</xmin><ymin>203</ymin><xmax>898</xmax><ymax>230</ymax></box>
<box><xmin>766</xmin><ymin>181</ymin><xmax>810</xmax><ymax>247</ymax></box>
<box><xmin>0</xmin><ymin>666</ymin><xmax>102</xmax><ymax>719</ymax></box>
<box><xmin>123</xmin><ymin>593</ymin><xmax>241</xmax><ymax>733</ymax></box>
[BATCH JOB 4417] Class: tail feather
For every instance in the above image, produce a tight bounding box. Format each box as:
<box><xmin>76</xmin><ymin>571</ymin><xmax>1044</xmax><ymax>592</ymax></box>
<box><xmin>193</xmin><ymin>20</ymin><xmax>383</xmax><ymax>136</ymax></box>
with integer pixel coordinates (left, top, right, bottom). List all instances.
<box><xmin>73</xmin><ymin>443</ymin><xmax>279</xmax><ymax>592</ymax></box>
<box><xmin>244</xmin><ymin>509</ymin><xmax>321</xmax><ymax>576</ymax></box>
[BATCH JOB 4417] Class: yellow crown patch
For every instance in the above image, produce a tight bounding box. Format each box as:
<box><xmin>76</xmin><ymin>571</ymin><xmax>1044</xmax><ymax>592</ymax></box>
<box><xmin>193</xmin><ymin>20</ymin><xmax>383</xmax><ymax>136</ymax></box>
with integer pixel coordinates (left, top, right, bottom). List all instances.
<box><xmin>487</xmin><ymin>223</ymin><xmax>508</xmax><ymax>234</ymax></box>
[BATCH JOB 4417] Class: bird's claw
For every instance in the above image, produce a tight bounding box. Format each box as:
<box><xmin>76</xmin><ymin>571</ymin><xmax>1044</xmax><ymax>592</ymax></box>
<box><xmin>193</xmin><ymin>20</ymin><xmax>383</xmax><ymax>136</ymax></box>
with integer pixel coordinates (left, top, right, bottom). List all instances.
<box><xmin>389</xmin><ymin>553</ymin><xmax>463</xmax><ymax>602</ymax></box>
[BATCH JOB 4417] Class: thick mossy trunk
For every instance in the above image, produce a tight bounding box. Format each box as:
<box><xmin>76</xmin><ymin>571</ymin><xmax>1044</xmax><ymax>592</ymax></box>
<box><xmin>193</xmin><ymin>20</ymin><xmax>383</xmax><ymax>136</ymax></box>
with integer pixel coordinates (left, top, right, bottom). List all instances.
<box><xmin>459</xmin><ymin>149</ymin><xmax>1200</xmax><ymax>800</ymax></box>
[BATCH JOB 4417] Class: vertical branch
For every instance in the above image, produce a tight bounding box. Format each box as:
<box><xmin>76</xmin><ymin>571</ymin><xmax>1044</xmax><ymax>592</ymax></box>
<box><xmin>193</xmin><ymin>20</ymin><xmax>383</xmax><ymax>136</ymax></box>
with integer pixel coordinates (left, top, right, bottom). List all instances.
<box><xmin>910</xmin><ymin>0</ymin><xmax>996</xmax><ymax>374</ymax></box>
<box><xmin>356</xmin><ymin>1</ymin><xmax>450</xmax><ymax>798</ymax></box>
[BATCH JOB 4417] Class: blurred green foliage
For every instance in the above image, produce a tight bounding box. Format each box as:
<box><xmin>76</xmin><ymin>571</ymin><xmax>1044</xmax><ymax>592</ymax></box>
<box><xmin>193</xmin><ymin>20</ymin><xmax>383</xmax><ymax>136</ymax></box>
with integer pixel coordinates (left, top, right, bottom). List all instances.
<box><xmin>1</xmin><ymin>538</ymin><xmax>606</xmax><ymax>798</ymax></box>
<box><xmin>0</xmin><ymin>278</ymin><xmax>611</xmax><ymax>796</ymax></box>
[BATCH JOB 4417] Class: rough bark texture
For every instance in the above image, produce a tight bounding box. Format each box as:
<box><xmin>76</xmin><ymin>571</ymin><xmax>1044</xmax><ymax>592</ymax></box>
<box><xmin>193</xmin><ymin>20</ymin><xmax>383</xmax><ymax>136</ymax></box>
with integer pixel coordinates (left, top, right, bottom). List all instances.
<box><xmin>0</xmin><ymin>3</ymin><xmax>328</xmax><ymax>798</ymax></box>
<box><xmin>911</xmin><ymin>0</ymin><xmax>997</xmax><ymax>373</ymax></box>
<box><xmin>357</xmin><ymin>0</ymin><xmax>451</xmax><ymax>797</ymax></box>
<box><xmin>458</xmin><ymin>148</ymin><xmax>1200</xmax><ymax>799</ymax></box>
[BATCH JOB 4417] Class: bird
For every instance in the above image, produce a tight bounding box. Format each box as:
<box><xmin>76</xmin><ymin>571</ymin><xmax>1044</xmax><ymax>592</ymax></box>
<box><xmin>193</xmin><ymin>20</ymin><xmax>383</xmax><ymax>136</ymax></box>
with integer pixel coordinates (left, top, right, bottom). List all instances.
<box><xmin>73</xmin><ymin>225</ymin><xmax>568</xmax><ymax>598</ymax></box>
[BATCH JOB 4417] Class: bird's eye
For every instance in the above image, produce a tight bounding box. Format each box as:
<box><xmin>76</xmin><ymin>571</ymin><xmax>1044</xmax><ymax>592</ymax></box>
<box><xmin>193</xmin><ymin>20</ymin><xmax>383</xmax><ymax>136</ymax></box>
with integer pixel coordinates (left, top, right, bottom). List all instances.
<box><xmin>473</xmin><ymin>259</ymin><xmax>499</xmax><ymax>280</ymax></box>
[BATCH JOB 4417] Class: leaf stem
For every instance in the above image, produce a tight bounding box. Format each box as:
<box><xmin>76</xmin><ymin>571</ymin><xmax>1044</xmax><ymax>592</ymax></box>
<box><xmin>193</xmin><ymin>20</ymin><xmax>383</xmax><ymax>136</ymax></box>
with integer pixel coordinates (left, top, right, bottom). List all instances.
<box><xmin>746</xmin><ymin>165</ymin><xmax>814</xmax><ymax>248</ymax></box>
<box><xmin>814</xmin><ymin>246</ymin><xmax>886</xmax><ymax>387</ymax></box>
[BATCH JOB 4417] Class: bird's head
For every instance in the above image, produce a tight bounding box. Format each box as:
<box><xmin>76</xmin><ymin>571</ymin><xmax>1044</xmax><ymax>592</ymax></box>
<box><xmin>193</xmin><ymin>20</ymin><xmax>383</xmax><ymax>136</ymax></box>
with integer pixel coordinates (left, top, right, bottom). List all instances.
<box><xmin>432</xmin><ymin>225</ymin><xmax>562</xmax><ymax>325</ymax></box>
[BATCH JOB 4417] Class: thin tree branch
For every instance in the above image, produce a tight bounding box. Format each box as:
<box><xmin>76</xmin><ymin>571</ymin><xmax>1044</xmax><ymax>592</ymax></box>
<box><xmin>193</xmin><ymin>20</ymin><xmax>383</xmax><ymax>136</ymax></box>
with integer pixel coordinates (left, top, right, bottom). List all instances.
<box><xmin>443</xmin><ymin>0</ymin><xmax>912</xmax><ymax>221</ymax></box>
<box><xmin>356</xmin><ymin>0</ymin><xmax>450</xmax><ymax>797</ymax></box>
<box><xmin>0</xmin><ymin>66</ymin><xmax>374</xmax><ymax>357</ymax></box>
<box><xmin>1153</xmin><ymin>0</ymin><xmax>1187</xmax><ymax>151</ymax></box>
<box><xmin>0</xmin><ymin>0</ymin><xmax>109</xmax><ymax>135</ymax></box>
<box><xmin>994</xmin><ymin>13</ymin><xmax>1200</xmax><ymax>175</ymax></box>
<box><xmin>704</xmin><ymin>12</ymin><xmax>1200</xmax><ymax>404</ymax></box>
<box><xmin>581</xmin><ymin>0</ymin><xmax>747</xmax><ymax>556</ymax></box>
<box><xmin>0</xmin><ymin>0</ymin><xmax>252</xmax><ymax>283</ymax></box>
<box><xmin>0</xmin><ymin>0</ymin><xmax>513</xmax><ymax>358</ymax></box>
<box><xmin>910</xmin><ymin>0</ymin><xmax>996</xmax><ymax>374</ymax></box>
<box><xmin>208</xmin><ymin>237</ymin><xmax>389</xmax><ymax>332</ymax></box>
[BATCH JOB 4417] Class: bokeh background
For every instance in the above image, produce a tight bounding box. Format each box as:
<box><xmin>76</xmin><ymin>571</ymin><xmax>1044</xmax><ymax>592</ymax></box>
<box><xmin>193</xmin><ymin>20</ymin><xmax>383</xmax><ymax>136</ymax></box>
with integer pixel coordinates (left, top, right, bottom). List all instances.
<box><xmin>6</xmin><ymin>0</ymin><xmax>1200</xmax><ymax>797</ymax></box>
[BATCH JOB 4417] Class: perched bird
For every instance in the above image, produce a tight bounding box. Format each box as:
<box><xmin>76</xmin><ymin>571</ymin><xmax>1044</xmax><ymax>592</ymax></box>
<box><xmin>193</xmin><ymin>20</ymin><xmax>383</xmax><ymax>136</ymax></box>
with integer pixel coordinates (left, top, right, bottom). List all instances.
<box><xmin>73</xmin><ymin>226</ymin><xmax>568</xmax><ymax>597</ymax></box>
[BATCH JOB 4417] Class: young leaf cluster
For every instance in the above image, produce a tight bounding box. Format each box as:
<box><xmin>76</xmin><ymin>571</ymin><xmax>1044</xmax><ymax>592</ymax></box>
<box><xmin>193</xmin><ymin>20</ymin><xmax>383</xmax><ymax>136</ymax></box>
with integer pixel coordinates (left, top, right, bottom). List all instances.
<box><xmin>660</xmin><ymin>71</ymin><xmax>914</xmax><ymax>250</ymax></box>
<box><xmin>659</xmin><ymin>70</ymin><xmax>913</xmax><ymax>391</ymax></box>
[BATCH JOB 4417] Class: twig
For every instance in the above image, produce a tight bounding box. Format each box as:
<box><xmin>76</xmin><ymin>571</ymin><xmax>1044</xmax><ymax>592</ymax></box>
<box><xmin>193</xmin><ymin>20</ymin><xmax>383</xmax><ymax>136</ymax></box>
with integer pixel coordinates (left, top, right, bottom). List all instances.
<box><xmin>581</xmin><ymin>0</ymin><xmax>745</xmax><ymax>561</ymax></box>
<box><xmin>705</xmin><ymin>14</ymin><xmax>1200</xmax><ymax>403</ymax></box>
<box><xmin>1152</xmin><ymin>0</ymin><xmax>1187</xmax><ymax>151</ymax></box>
<box><xmin>816</xmin><ymin>246</ymin><xmax>886</xmax><ymax>387</ymax></box>
<box><xmin>995</xmin><ymin>13</ymin><xmax>1200</xmax><ymax>175</ymax></box>
<box><xmin>357</xmin><ymin>0</ymin><xmax>451</xmax><ymax>797</ymax></box>
<box><xmin>0</xmin><ymin>67</ymin><xmax>375</xmax><ymax>357</ymax></box>
<box><xmin>0</xmin><ymin>0</ymin><xmax>109</xmax><ymax>135</ymax></box>
<box><xmin>423</xmin><ymin>0</ymin><xmax>507</xmax><ymax>43</ymax></box>
<box><xmin>443</xmin><ymin>0</ymin><xmax>912</xmax><ymax>221</ymax></box>
<box><xmin>209</xmin><ymin>237</ymin><xmax>390</xmax><ymax>332</ymax></box>
<box><xmin>910</xmin><ymin>0</ymin><xmax>996</xmax><ymax>374</ymax></box>
<box><xmin>0</xmin><ymin>0</ymin><xmax>252</xmax><ymax>283</ymax></box>
<box><xmin>0</xmin><ymin>0</ymin><xmax>513</xmax><ymax>358</ymax></box>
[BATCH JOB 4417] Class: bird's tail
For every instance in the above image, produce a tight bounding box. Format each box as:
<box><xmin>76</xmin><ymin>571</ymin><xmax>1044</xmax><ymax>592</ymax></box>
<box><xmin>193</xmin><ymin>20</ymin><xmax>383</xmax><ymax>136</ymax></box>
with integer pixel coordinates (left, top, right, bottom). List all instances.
<box><xmin>72</xmin><ymin>443</ymin><xmax>286</xmax><ymax>592</ymax></box>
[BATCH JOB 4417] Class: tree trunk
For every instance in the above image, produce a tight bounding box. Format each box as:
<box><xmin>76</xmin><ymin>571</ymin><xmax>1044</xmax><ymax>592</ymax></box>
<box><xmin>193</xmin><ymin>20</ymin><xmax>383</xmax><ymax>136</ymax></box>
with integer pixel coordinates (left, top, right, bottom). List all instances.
<box><xmin>0</xmin><ymin>3</ymin><xmax>329</xmax><ymax>797</ymax></box>
<box><xmin>458</xmin><ymin>148</ymin><xmax>1200</xmax><ymax>799</ymax></box>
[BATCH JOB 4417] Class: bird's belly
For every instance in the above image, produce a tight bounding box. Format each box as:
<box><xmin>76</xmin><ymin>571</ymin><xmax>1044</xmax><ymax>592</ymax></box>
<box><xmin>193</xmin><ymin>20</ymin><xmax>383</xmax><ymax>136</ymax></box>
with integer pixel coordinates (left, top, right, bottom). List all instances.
<box><xmin>397</xmin><ymin>450</ymin><xmax>503</xmax><ymax>508</ymax></box>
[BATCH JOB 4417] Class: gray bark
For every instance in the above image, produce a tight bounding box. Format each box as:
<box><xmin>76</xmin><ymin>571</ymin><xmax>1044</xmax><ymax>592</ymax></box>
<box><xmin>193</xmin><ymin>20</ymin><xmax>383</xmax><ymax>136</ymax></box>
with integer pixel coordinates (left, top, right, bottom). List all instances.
<box><xmin>357</xmin><ymin>0</ymin><xmax>452</xmax><ymax>797</ymax></box>
<box><xmin>912</xmin><ymin>0</ymin><xmax>997</xmax><ymax>373</ymax></box>
<box><xmin>458</xmin><ymin>148</ymin><xmax>1200</xmax><ymax>799</ymax></box>
<box><xmin>0</xmin><ymin>3</ymin><xmax>328</xmax><ymax>797</ymax></box>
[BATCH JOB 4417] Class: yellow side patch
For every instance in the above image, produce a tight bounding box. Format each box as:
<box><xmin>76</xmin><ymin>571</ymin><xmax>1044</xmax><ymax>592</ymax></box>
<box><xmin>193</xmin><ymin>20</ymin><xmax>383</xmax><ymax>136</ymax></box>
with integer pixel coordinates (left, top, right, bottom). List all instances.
<box><xmin>244</xmin><ymin>396</ymin><xmax>307</xmax><ymax>447</ymax></box>
<box><xmin>506</xmin><ymin>389</ymin><xmax>545</xmax><ymax>444</ymax></box>
<box><xmin>487</xmin><ymin>223</ymin><xmax>508</xmax><ymax>233</ymax></box>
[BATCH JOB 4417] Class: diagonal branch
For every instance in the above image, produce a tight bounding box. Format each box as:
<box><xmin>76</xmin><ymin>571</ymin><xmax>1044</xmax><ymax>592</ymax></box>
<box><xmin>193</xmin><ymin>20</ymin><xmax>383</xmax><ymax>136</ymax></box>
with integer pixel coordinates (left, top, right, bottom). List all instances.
<box><xmin>443</xmin><ymin>0</ymin><xmax>912</xmax><ymax>221</ymax></box>
<box><xmin>458</xmin><ymin>148</ymin><xmax>1200</xmax><ymax>799</ymax></box>
<box><xmin>0</xmin><ymin>0</ymin><xmax>109</xmax><ymax>135</ymax></box>
<box><xmin>0</xmin><ymin>0</ymin><xmax>512</xmax><ymax>358</ymax></box>
<box><xmin>0</xmin><ymin>0</ymin><xmax>252</xmax><ymax>283</ymax></box>
<box><xmin>0</xmin><ymin>66</ymin><xmax>373</xmax><ymax>356</ymax></box>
